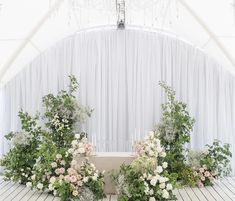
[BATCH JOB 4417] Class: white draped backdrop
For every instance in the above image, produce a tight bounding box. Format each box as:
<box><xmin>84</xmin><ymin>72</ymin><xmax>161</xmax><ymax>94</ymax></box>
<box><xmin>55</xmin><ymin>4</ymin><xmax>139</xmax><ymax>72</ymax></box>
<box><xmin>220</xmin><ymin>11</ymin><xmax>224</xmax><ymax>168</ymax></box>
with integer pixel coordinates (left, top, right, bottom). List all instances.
<box><xmin>0</xmin><ymin>27</ymin><xmax>235</xmax><ymax>172</ymax></box>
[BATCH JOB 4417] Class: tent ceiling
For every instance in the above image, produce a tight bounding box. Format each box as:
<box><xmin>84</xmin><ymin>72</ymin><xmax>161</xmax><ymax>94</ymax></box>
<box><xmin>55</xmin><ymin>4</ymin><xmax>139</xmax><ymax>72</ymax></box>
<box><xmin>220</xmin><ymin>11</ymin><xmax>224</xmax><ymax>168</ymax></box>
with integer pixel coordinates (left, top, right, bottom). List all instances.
<box><xmin>0</xmin><ymin>0</ymin><xmax>235</xmax><ymax>83</ymax></box>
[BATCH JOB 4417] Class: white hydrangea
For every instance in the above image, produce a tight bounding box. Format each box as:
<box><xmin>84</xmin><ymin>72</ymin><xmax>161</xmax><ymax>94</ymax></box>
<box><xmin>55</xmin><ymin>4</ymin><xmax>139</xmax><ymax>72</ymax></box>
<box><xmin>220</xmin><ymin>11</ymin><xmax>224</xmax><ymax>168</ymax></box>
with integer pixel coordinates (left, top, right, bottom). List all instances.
<box><xmin>162</xmin><ymin>162</ymin><xmax>168</xmax><ymax>169</ymax></box>
<box><xmin>166</xmin><ymin>183</ymin><xmax>173</xmax><ymax>190</ymax></box>
<box><xmin>149</xmin><ymin>197</ymin><xmax>156</xmax><ymax>201</ymax></box>
<box><xmin>12</xmin><ymin>131</ymin><xmax>33</xmax><ymax>146</ymax></box>
<box><xmin>162</xmin><ymin>189</ymin><xmax>169</xmax><ymax>199</ymax></box>
<box><xmin>37</xmin><ymin>183</ymin><xmax>43</xmax><ymax>190</ymax></box>
<box><xmin>26</xmin><ymin>182</ymin><xmax>32</xmax><ymax>188</ymax></box>
<box><xmin>156</xmin><ymin>166</ymin><xmax>163</xmax><ymax>173</ymax></box>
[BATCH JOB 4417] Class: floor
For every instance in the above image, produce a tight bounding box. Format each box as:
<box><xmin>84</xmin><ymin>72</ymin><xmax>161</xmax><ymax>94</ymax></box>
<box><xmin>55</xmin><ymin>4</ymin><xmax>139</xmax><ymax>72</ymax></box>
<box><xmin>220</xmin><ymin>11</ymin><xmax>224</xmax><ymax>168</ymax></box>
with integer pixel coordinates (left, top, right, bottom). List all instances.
<box><xmin>1</xmin><ymin>177</ymin><xmax>235</xmax><ymax>200</ymax></box>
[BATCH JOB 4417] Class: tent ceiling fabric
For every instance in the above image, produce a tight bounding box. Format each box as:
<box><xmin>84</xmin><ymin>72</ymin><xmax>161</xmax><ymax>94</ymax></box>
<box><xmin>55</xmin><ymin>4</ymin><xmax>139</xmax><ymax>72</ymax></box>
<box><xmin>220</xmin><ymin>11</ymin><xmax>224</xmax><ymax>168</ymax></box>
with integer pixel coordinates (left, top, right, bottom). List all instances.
<box><xmin>0</xmin><ymin>0</ymin><xmax>235</xmax><ymax>82</ymax></box>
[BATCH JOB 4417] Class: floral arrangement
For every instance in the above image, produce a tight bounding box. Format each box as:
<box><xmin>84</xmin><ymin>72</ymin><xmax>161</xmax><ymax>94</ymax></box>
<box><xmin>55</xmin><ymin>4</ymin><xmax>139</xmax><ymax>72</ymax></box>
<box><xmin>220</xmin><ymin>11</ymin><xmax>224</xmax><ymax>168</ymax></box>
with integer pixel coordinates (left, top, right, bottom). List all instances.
<box><xmin>134</xmin><ymin>131</ymin><xmax>166</xmax><ymax>158</ymax></box>
<box><xmin>42</xmin><ymin>75</ymin><xmax>93</xmax><ymax>149</ymax></box>
<box><xmin>153</xmin><ymin>82</ymin><xmax>232</xmax><ymax>188</ymax></box>
<box><xmin>0</xmin><ymin>75</ymin><xmax>106</xmax><ymax>201</ymax></box>
<box><xmin>50</xmin><ymin>159</ymin><xmax>105</xmax><ymax>201</ymax></box>
<box><xmin>1</xmin><ymin>76</ymin><xmax>233</xmax><ymax>199</ymax></box>
<box><xmin>193</xmin><ymin>166</ymin><xmax>215</xmax><ymax>187</ymax></box>
<box><xmin>112</xmin><ymin>132</ymin><xmax>176</xmax><ymax>201</ymax></box>
<box><xmin>68</xmin><ymin>132</ymin><xmax>94</xmax><ymax>158</ymax></box>
<box><xmin>187</xmin><ymin>140</ymin><xmax>232</xmax><ymax>187</ymax></box>
<box><xmin>0</xmin><ymin>111</ymin><xmax>42</xmax><ymax>184</ymax></box>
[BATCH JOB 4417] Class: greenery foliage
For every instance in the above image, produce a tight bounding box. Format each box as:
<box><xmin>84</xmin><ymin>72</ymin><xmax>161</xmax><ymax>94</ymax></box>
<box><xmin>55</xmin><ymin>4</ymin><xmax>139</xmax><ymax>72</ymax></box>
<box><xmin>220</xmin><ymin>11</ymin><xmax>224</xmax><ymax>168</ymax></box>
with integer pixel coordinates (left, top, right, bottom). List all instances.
<box><xmin>154</xmin><ymin>82</ymin><xmax>195</xmax><ymax>176</ymax></box>
<box><xmin>0</xmin><ymin>75</ymin><xmax>105</xmax><ymax>200</ymax></box>
<box><xmin>112</xmin><ymin>132</ymin><xmax>176</xmax><ymax>201</ymax></box>
<box><xmin>0</xmin><ymin>111</ymin><xmax>42</xmax><ymax>184</ymax></box>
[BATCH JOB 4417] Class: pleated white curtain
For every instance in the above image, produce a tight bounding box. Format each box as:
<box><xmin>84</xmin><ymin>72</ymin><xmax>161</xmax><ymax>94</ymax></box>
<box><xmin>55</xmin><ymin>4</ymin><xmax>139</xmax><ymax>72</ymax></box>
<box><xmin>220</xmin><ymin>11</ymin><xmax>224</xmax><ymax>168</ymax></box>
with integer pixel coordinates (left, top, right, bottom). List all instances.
<box><xmin>0</xmin><ymin>28</ymin><xmax>235</xmax><ymax>171</ymax></box>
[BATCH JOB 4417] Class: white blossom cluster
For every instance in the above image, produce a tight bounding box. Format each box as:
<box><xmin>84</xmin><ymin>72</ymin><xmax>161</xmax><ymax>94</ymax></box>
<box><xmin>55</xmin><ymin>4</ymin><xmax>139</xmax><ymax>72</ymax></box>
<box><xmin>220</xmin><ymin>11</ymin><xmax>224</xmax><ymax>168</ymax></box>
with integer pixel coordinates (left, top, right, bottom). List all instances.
<box><xmin>135</xmin><ymin>131</ymin><xmax>166</xmax><ymax>158</ymax></box>
<box><xmin>154</xmin><ymin>118</ymin><xmax>176</xmax><ymax>142</ymax></box>
<box><xmin>51</xmin><ymin>113</ymin><xmax>70</xmax><ymax>132</ymax></box>
<box><xmin>50</xmin><ymin>100</ymin><xmax>93</xmax><ymax>132</ymax></box>
<box><xmin>67</xmin><ymin>134</ymin><xmax>94</xmax><ymax>157</ymax></box>
<box><xmin>12</xmin><ymin>131</ymin><xmax>33</xmax><ymax>146</ymax></box>
<box><xmin>142</xmin><ymin>170</ymin><xmax>173</xmax><ymax>200</ymax></box>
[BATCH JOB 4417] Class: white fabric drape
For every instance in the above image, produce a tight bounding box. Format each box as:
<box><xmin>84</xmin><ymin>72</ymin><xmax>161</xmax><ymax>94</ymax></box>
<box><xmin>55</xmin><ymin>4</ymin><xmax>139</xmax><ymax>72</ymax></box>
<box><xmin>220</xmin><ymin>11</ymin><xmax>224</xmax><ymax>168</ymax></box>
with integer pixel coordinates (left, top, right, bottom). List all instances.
<box><xmin>0</xmin><ymin>28</ymin><xmax>235</xmax><ymax>171</ymax></box>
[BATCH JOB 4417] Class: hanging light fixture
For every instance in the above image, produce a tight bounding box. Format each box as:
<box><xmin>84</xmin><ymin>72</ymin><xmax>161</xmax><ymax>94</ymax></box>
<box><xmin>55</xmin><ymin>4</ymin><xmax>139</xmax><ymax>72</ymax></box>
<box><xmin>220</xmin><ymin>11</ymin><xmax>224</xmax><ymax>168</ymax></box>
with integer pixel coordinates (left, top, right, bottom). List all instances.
<box><xmin>116</xmin><ymin>0</ymin><xmax>125</xmax><ymax>29</ymax></box>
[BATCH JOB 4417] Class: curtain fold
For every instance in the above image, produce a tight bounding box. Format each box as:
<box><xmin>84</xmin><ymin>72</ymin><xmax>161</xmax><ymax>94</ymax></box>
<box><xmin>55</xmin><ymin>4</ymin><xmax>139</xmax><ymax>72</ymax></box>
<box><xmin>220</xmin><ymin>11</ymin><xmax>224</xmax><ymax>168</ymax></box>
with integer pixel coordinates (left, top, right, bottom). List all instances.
<box><xmin>0</xmin><ymin>28</ymin><xmax>235</xmax><ymax>171</ymax></box>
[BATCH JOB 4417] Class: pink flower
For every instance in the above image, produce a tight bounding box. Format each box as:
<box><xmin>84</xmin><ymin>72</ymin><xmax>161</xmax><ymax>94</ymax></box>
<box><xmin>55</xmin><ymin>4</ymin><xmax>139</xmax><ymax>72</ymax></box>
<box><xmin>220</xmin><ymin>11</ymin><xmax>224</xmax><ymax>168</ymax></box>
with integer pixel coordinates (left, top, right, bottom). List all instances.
<box><xmin>60</xmin><ymin>160</ymin><xmax>66</xmax><ymax>166</ymax></box>
<box><xmin>204</xmin><ymin>171</ymin><xmax>210</xmax><ymax>177</ymax></box>
<box><xmin>199</xmin><ymin>168</ymin><xmax>204</xmax><ymax>173</ymax></box>
<box><xmin>51</xmin><ymin>162</ymin><xmax>57</xmax><ymax>168</ymax></box>
<box><xmin>55</xmin><ymin>168</ymin><xmax>61</xmax><ymax>175</ymax></box>
<box><xmin>60</xmin><ymin>168</ymin><xmax>65</xmax><ymax>174</ymax></box>
<box><xmin>70</xmin><ymin>175</ymin><xmax>77</xmax><ymax>183</ymax></box>
<box><xmin>209</xmin><ymin>176</ymin><xmax>214</xmax><ymax>182</ymax></box>
<box><xmin>68</xmin><ymin>168</ymin><xmax>77</xmax><ymax>175</ymax></box>
<box><xmin>77</xmin><ymin>180</ymin><xmax>83</xmax><ymax>186</ymax></box>
<box><xmin>198</xmin><ymin>182</ymin><xmax>204</xmax><ymax>188</ymax></box>
<box><xmin>64</xmin><ymin>175</ymin><xmax>70</xmax><ymax>183</ymax></box>
<box><xmin>56</xmin><ymin>154</ymin><xmax>62</xmax><ymax>160</ymax></box>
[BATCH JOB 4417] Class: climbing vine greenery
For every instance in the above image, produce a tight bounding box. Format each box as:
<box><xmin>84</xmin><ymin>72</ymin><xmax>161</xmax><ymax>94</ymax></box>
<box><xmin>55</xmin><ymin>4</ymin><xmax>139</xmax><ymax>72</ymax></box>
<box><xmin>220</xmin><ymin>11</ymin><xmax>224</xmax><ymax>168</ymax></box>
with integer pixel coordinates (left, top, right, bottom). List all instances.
<box><xmin>154</xmin><ymin>82</ymin><xmax>195</xmax><ymax>176</ymax></box>
<box><xmin>154</xmin><ymin>82</ymin><xmax>232</xmax><ymax>187</ymax></box>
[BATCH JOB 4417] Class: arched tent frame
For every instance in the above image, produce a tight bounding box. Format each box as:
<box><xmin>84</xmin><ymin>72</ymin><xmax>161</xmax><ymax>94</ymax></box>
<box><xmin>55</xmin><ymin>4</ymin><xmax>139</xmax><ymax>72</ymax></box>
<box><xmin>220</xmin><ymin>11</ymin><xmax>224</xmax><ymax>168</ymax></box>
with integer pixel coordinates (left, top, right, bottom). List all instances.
<box><xmin>0</xmin><ymin>0</ymin><xmax>235</xmax><ymax>83</ymax></box>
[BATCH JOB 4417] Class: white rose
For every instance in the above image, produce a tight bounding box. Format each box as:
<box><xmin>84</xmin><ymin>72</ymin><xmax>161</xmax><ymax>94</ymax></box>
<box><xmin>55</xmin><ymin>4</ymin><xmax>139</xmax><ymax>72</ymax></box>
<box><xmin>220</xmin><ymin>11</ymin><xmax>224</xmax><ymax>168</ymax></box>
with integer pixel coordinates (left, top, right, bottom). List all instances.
<box><xmin>83</xmin><ymin>177</ymin><xmax>89</xmax><ymax>183</ymax></box>
<box><xmin>78</xmin><ymin>147</ymin><xmax>85</xmax><ymax>154</ymax></box>
<box><xmin>166</xmin><ymin>183</ymin><xmax>173</xmax><ymax>190</ymax></box>
<box><xmin>156</xmin><ymin>147</ymin><xmax>163</xmax><ymax>153</ymax></box>
<box><xmin>72</xmin><ymin>140</ymin><xmax>77</xmax><ymax>146</ymax></box>
<box><xmin>92</xmin><ymin>176</ymin><xmax>97</xmax><ymax>181</ymax></box>
<box><xmin>75</xmin><ymin>134</ymin><xmax>80</xmax><ymax>139</ymax></box>
<box><xmin>156</xmin><ymin>166</ymin><xmax>163</xmax><ymax>174</ymax></box>
<box><xmin>149</xmin><ymin>197</ymin><xmax>156</xmax><ymax>201</ymax></box>
<box><xmin>31</xmin><ymin>175</ymin><xmax>36</xmax><ymax>180</ymax></box>
<box><xmin>149</xmin><ymin>189</ymin><xmax>154</xmax><ymax>195</ymax></box>
<box><xmin>72</xmin><ymin>190</ymin><xmax>79</xmax><ymax>196</ymax></box>
<box><xmin>68</xmin><ymin>148</ymin><xmax>73</xmax><ymax>154</ymax></box>
<box><xmin>37</xmin><ymin>183</ymin><xmax>43</xmax><ymax>190</ymax></box>
<box><xmin>51</xmin><ymin>162</ymin><xmax>57</xmax><ymax>168</ymax></box>
<box><xmin>56</xmin><ymin>154</ymin><xmax>62</xmax><ymax>159</ymax></box>
<box><xmin>159</xmin><ymin>183</ymin><xmax>166</xmax><ymax>189</ymax></box>
<box><xmin>26</xmin><ymin>182</ymin><xmax>32</xmax><ymax>188</ymax></box>
<box><xmin>160</xmin><ymin>152</ymin><xmax>166</xmax><ymax>157</ymax></box>
<box><xmin>50</xmin><ymin>177</ymin><xmax>56</xmax><ymax>184</ymax></box>
<box><xmin>162</xmin><ymin>162</ymin><xmax>168</xmax><ymax>169</ymax></box>
<box><xmin>149</xmin><ymin>150</ymin><xmax>154</xmax><ymax>156</ymax></box>
<box><xmin>150</xmin><ymin>177</ymin><xmax>157</xmax><ymax>186</ymax></box>
<box><xmin>60</xmin><ymin>160</ymin><xmax>66</xmax><ymax>166</ymax></box>
<box><xmin>48</xmin><ymin>184</ymin><xmax>54</xmax><ymax>191</ymax></box>
<box><xmin>53</xmin><ymin>190</ymin><xmax>57</xmax><ymax>196</ymax></box>
<box><xmin>159</xmin><ymin>177</ymin><xmax>166</xmax><ymax>183</ymax></box>
<box><xmin>162</xmin><ymin>189</ymin><xmax>169</xmax><ymax>199</ymax></box>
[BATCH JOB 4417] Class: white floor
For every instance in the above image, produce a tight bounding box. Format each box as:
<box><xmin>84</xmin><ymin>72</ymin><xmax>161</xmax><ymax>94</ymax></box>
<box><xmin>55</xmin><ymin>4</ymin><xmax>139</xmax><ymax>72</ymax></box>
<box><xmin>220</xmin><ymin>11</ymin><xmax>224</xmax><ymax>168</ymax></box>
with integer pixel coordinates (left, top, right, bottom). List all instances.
<box><xmin>1</xmin><ymin>177</ymin><xmax>235</xmax><ymax>200</ymax></box>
